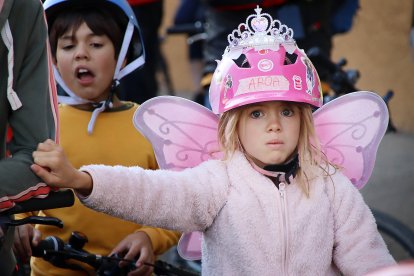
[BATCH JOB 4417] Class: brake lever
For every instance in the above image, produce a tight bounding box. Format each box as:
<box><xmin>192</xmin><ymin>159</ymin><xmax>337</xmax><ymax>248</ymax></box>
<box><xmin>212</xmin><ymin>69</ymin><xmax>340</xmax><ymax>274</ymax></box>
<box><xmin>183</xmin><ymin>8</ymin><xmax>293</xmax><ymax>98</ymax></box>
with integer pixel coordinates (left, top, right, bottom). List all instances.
<box><xmin>0</xmin><ymin>215</ymin><xmax>63</xmax><ymax>228</ymax></box>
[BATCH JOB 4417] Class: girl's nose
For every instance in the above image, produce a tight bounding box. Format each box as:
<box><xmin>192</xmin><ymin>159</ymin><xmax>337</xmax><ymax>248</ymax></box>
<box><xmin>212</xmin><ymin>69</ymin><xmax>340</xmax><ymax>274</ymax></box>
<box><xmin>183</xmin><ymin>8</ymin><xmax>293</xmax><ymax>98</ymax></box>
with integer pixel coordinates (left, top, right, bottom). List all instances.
<box><xmin>267</xmin><ymin>113</ymin><xmax>282</xmax><ymax>132</ymax></box>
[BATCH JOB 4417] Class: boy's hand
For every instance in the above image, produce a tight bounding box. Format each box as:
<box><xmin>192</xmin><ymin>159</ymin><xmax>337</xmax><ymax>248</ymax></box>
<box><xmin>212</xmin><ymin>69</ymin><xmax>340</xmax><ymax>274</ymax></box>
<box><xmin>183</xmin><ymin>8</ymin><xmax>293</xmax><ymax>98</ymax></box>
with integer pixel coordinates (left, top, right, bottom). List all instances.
<box><xmin>111</xmin><ymin>232</ymin><xmax>155</xmax><ymax>276</ymax></box>
<box><xmin>13</xmin><ymin>225</ymin><xmax>41</xmax><ymax>263</ymax></box>
<box><xmin>31</xmin><ymin>139</ymin><xmax>92</xmax><ymax>195</ymax></box>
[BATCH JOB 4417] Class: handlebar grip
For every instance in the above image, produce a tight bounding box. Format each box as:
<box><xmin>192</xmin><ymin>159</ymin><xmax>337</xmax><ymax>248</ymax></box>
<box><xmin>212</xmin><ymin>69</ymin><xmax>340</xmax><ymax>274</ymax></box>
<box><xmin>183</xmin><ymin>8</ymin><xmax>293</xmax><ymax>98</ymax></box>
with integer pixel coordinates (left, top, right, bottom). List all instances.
<box><xmin>32</xmin><ymin>235</ymin><xmax>102</xmax><ymax>270</ymax></box>
<box><xmin>32</xmin><ymin>236</ymin><xmax>64</xmax><ymax>258</ymax></box>
<box><xmin>3</xmin><ymin>189</ymin><xmax>74</xmax><ymax>215</ymax></box>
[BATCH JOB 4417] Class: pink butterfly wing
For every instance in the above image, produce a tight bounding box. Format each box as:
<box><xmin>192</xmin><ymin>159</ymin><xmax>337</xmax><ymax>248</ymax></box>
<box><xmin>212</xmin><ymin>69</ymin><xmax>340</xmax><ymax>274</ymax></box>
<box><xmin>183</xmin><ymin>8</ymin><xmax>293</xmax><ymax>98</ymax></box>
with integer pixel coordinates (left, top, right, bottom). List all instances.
<box><xmin>313</xmin><ymin>91</ymin><xmax>389</xmax><ymax>189</ymax></box>
<box><xmin>133</xmin><ymin>96</ymin><xmax>221</xmax><ymax>260</ymax></box>
<box><xmin>133</xmin><ymin>96</ymin><xmax>221</xmax><ymax>170</ymax></box>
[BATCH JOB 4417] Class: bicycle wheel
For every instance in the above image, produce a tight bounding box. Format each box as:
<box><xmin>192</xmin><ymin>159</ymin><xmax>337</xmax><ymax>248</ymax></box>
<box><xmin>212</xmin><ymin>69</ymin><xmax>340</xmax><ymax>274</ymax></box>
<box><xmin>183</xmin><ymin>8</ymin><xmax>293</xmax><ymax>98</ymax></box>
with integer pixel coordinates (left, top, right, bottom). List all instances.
<box><xmin>372</xmin><ymin>208</ymin><xmax>414</xmax><ymax>260</ymax></box>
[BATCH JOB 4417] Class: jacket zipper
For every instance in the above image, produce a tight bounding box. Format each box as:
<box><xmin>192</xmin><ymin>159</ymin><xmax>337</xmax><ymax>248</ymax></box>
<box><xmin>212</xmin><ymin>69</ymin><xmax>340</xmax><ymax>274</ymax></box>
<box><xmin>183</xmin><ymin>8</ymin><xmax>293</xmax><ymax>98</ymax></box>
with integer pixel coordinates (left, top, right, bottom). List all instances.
<box><xmin>279</xmin><ymin>182</ymin><xmax>289</xmax><ymax>275</ymax></box>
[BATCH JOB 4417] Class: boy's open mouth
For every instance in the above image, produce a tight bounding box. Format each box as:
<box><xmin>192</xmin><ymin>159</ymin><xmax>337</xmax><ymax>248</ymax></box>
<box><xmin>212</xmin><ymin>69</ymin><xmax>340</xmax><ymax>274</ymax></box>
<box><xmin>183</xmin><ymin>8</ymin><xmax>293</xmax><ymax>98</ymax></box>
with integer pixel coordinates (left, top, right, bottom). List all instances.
<box><xmin>77</xmin><ymin>68</ymin><xmax>94</xmax><ymax>79</ymax></box>
<box><xmin>76</xmin><ymin>68</ymin><xmax>95</xmax><ymax>85</ymax></box>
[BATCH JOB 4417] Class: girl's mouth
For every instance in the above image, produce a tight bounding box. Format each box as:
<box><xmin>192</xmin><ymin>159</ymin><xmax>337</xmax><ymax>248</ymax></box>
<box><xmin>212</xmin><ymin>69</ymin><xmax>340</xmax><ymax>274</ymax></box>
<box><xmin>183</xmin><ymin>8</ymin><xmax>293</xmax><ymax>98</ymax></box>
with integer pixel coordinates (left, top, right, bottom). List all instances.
<box><xmin>267</xmin><ymin>140</ymin><xmax>284</xmax><ymax>149</ymax></box>
<box><xmin>267</xmin><ymin>139</ymin><xmax>283</xmax><ymax>145</ymax></box>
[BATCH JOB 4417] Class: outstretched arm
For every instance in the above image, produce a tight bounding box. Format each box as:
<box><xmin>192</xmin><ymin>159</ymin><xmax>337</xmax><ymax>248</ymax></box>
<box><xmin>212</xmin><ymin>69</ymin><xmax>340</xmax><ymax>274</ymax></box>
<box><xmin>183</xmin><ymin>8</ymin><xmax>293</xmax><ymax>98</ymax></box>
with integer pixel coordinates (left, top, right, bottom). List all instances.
<box><xmin>79</xmin><ymin>162</ymin><xmax>229</xmax><ymax>233</ymax></box>
<box><xmin>32</xmin><ymin>139</ymin><xmax>229</xmax><ymax>233</ymax></box>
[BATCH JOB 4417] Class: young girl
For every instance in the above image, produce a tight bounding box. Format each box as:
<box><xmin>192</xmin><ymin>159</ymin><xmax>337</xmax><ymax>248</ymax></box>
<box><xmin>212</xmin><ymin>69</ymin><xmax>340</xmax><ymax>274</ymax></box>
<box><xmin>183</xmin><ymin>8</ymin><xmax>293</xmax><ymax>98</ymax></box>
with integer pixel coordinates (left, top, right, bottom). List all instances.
<box><xmin>13</xmin><ymin>0</ymin><xmax>179</xmax><ymax>275</ymax></box>
<box><xmin>31</xmin><ymin>7</ymin><xmax>395</xmax><ymax>275</ymax></box>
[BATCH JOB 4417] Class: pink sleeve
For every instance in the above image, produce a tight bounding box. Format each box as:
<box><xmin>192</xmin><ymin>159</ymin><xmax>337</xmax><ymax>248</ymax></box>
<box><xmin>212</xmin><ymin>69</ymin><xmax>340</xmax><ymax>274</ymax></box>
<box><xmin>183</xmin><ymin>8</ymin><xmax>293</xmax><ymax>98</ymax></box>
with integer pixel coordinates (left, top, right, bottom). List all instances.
<box><xmin>79</xmin><ymin>161</ymin><xmax>229</xmax><ymax>233</ymax></box>
<box><xmin>331</xmin><ymin>173</ymin><xmax>396</xmax><ymax>274</ymax></box>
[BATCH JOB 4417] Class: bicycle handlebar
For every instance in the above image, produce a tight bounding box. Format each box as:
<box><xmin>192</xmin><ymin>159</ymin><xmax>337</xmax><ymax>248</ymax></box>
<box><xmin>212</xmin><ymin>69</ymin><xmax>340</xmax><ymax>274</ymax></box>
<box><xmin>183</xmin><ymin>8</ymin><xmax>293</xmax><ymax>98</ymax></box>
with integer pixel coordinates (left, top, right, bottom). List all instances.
<box><xmin>0</xmin><ymin>190</ymin><xmax>74</xmax><ymax>228</ymax></box>
<box><xmin>2</xmin><ymin>189</ymin><xmax>74</xmax><ymax>216</ymax></box>
<box><xmin>32</xmin><ymin>235</ymin><xmax>132</xmax><ymax>274</ymax></box>
<box><xmin>32</xmin><ymin>232</ymin><xmax>200</xmax><ymax>276</ymax></box>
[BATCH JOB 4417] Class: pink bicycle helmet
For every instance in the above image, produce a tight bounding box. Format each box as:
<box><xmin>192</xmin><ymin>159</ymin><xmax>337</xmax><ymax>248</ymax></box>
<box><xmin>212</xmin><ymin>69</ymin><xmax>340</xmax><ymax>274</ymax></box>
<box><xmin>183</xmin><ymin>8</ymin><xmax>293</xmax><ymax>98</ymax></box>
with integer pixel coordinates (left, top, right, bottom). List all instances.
<box><xmin>209</xmin><ymin>7</ymin><xmax>323</xmax><ymax>114</ymax></box>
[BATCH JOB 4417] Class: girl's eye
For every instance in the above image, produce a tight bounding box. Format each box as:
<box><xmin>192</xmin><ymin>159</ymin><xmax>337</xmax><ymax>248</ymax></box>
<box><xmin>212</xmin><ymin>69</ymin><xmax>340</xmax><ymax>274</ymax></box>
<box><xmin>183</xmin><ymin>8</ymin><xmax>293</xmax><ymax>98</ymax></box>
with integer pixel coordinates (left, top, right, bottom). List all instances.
<box><xmin>250</xmin><ymin>110</ymin><xmax>263</xmax><ymax>119</ymax></box>
<box><xmin>281</xmin><ymin>108</ymin><xmax>294</xmax><ymax>117</ymax></box>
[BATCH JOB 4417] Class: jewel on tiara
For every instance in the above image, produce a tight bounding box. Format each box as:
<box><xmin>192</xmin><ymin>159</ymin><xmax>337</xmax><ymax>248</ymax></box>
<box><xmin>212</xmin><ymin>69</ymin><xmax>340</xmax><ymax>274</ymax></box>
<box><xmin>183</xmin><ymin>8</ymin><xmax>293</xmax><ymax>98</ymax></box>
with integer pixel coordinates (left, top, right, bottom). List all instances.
<box><xmin>224</xmin><ymin>6</ymin><xmax>296</xmax><ymax>55</ymax></box>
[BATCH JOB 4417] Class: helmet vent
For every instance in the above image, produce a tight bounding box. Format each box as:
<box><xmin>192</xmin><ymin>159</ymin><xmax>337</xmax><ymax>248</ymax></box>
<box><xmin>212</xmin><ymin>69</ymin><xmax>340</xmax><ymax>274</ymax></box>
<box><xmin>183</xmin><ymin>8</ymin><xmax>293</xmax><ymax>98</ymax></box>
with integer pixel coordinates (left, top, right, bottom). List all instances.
<box><xmin>233</xmin><ymin>54</ymin><xmax>251</xmax><ymax>68</ymax></box>
<box><xmin>284</xmin><ymin>52</ymin><xmax>298</xmax><ymax>65</ymax></box>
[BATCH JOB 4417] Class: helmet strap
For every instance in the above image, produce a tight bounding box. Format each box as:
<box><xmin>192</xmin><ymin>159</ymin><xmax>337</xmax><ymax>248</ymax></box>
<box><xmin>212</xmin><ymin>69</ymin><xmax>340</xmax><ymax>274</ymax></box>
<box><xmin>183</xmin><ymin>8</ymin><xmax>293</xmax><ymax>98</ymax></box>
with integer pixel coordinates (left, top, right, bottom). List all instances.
<box><xmin>115</xmin><ymin>21</ymin><xmax>133</xmax><ymax>78</ymax></box>
<box><xmin>248</xmin><ymin>154</ymin><xmax>299</xmax><ymax>186</ymax></box>
<box><xmin>115</xmin><ymin>21</ymin><xmax>145</xmax><ymax>80</ymax></box>
<box><xmin>86</xmin><ymin>79</ymin><xmax>118</xmax><ymax>135</ymax></box>
<box><xmin>54</xmin><ymin>67</ymin><xmax>89</xmax><ymax>105</ymax></box>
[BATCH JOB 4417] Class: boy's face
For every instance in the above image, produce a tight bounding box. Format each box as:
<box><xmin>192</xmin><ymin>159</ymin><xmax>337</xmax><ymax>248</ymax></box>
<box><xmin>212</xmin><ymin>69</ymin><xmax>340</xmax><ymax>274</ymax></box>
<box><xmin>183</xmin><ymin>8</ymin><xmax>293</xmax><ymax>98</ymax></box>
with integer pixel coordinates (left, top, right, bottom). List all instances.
<box><xmin>237</xmin><ymin>101</ymin><xmax>300</xmax><ymax>167</ymax></box>
<box><xmin>55</xmin><ymin>22</ymin><xmax>117</xmax><ymax>103</ymax></box>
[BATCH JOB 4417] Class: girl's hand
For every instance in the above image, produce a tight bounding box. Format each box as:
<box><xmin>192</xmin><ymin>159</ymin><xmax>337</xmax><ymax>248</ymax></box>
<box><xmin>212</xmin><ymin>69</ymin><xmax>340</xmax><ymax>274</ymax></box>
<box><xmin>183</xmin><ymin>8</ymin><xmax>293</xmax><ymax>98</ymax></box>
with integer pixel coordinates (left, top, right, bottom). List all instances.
<box><xmin>31</xmin><ymin>139</ymin><xmax>92</xmax><ymax>195</ymax></box>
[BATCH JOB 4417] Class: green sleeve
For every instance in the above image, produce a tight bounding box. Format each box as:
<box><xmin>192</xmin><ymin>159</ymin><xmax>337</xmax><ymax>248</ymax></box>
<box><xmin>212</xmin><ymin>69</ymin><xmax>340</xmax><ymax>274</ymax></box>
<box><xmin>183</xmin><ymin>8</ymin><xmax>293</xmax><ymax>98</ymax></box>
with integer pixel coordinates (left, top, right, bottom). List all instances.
<box><xmin>0</xmin><ymin>0</ymin><xmax>57</xmax><ymax>202</ymax></box>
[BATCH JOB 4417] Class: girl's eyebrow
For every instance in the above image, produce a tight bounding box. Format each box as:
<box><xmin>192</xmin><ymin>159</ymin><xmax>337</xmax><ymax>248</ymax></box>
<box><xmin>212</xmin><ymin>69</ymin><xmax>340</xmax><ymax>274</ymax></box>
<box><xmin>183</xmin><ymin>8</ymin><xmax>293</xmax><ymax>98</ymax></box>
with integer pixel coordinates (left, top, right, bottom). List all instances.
<box><xmin>279</xmin><ymin>102</ymin><xmax>295</xmax><ymax>107</ymax></box>
<box><xmin>247</xmin><ymin>103</ymin><xmax>264</xmax><ymax>108</ymax></box>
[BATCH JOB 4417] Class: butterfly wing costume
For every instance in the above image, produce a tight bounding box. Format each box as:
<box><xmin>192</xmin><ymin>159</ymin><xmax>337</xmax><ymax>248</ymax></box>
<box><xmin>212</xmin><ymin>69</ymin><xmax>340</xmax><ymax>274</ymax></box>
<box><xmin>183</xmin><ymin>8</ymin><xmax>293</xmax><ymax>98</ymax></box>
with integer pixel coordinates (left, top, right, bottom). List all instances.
<box><xmin>133</xmin><ymin>91</ymin><xmax>388</xmax><ymax>260</ymax></box>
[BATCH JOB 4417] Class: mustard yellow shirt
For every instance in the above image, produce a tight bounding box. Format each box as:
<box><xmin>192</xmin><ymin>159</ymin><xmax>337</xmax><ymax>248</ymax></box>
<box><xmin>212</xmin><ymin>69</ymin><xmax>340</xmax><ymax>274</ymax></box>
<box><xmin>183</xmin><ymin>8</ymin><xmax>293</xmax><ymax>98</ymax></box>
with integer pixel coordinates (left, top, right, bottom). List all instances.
<box><xmin>18</xmin><ymin>103</ymin><xmax>179</xmax><ymax>276</ymax></box>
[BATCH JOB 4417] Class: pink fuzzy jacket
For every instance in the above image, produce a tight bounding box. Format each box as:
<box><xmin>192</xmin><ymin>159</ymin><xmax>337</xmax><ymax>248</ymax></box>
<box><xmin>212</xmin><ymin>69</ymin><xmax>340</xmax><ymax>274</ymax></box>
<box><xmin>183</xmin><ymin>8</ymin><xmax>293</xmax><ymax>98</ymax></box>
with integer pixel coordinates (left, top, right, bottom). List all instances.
<box><xmin>80</xmin><ymin>151</ymin><xmax>395</xmax><ymax>275</ymax></box>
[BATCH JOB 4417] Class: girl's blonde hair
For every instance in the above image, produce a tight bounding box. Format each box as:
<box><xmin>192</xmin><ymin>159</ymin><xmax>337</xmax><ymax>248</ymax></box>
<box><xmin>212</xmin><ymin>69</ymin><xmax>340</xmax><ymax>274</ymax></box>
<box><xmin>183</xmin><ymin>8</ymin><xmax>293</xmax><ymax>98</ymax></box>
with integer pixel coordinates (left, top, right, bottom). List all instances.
<box><xmin>217</xmin><ymin>102</ymin><xmax>333</xmax><ymax>196</ymax></box>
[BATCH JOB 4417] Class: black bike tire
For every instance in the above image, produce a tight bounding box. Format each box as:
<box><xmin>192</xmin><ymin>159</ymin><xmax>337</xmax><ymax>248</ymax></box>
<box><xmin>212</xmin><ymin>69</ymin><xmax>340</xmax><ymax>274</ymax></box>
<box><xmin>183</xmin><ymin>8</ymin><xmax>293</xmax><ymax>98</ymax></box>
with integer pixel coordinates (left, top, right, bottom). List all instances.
<box><xmin>372</xmin><ymin>208</ymin><xmax>414</xmax><ymax>258</ymax></box>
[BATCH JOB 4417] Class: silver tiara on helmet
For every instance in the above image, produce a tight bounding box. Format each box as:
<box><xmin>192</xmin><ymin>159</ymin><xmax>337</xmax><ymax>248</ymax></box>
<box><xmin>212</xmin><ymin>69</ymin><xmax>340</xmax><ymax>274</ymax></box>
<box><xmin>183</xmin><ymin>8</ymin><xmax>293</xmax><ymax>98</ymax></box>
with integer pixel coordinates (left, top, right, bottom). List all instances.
<box><xmin>224</xmin><ymin>6</ymin><xmax>297</xmax><ymax>56</ymax></box>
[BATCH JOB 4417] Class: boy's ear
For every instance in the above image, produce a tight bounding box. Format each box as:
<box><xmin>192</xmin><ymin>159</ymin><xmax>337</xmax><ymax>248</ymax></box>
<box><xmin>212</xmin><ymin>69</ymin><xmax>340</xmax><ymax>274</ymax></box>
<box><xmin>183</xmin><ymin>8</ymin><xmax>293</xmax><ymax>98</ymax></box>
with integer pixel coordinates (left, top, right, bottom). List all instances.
<box><xmin>53</xmin><ymin>57</ymin><xmax>63</xmax><ymax>76</ymax></box>
<box><xmin>53</xmin><ymin>57</ymin><xmax>58</xmax><ymax>67</ymax></box>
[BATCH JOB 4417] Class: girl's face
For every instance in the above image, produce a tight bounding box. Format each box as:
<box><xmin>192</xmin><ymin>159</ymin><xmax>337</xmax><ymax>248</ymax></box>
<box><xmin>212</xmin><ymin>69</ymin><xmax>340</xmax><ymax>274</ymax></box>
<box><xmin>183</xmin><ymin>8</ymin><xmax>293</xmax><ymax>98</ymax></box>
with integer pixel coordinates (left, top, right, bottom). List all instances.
<box><xmin>237</xmin><ymin>101</ymin><xmax>301</xmax><ymax>167</ymax></box>
<box><xmin>55</xmin><ymin>22</ymin><xmax>117</xmax><ymax>103</ymax></box>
